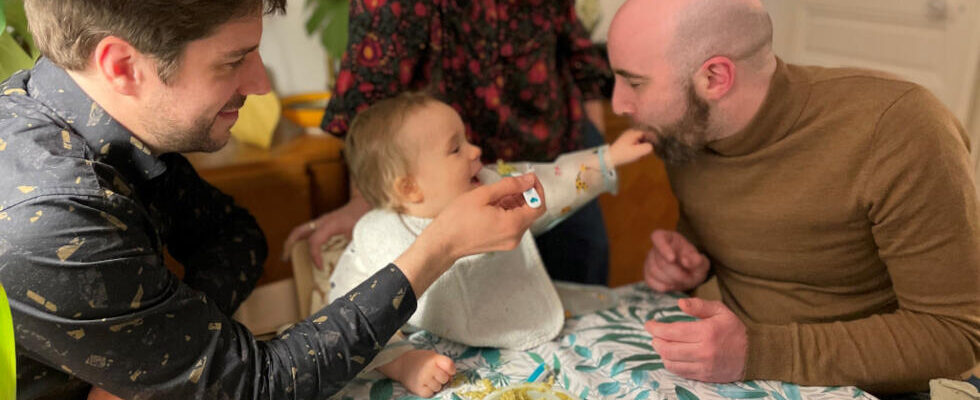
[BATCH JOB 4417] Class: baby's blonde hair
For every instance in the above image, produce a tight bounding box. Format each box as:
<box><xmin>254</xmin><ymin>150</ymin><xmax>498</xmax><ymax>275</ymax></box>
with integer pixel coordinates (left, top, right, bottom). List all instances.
<box><xmin>344</xmin><ymin>92</ymin><xmax>439</xmax><ymax>211</ymax></box>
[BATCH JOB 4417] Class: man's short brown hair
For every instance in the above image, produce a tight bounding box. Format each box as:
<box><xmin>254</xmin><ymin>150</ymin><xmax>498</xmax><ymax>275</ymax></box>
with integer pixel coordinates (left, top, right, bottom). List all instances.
<box><xmin>24</xmin><ymin>0</ymin><xmax>287</xmax><ymax>83</ymax></box>
<box><xmin>344</xmin><ymin>92</ymin><xmax>439</xmax><ymax>212</ymax></box>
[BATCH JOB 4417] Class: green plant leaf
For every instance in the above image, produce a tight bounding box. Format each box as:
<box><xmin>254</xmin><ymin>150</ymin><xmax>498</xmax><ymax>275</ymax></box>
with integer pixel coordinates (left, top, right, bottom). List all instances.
<box><xmin>0</xmin><ymin>32</ymin><xmax>34</xmax><ymax>80</ymax></box>
<box><xmin>0</xmin><ymin>2</ymin><xmax>7</xmax><ymax>33</ymax></box>
<box><xmin>0</xmin><ymin>285</ymin><xmax>15</xmax><ymax>400</ymax></box>
<box><xmin>319</xmin><ymin>0</ymin><xmax>349</xmax><ymax>60</ymax></box>
<box><xmin>634</xmin><ymin>390</ymin><xmax>651</xmax><ymax>400</ymax></box>
<box><xmin>4</xmin><ymin>0</ymin><xmax>35</xmax><ymax>57</ymax></box>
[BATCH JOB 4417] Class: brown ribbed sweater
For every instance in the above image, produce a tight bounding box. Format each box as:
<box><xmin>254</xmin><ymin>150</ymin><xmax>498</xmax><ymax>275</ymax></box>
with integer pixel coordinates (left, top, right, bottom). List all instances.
<box><xmin>667</xmin><ymin>59</ymin><xmax>980</xmax><ymax>394</ymax></box>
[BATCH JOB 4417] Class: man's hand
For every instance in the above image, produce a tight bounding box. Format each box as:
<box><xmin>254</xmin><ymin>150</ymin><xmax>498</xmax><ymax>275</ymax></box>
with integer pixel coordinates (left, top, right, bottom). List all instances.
<box><xmin>395</xmin><ymin>174</ymin><xmax>545</xmax><ymax>296</ymax></box>
<box><xmin>282</xmin><ymin>194</ymin><xmax>372</xmax><ymax>269</ymax></box>
<box><xmin>644</xmin><ymin>230</ymin><xmax>710</xmax><ymax>292</ymax></box>
<box><xmin>88</xmin><ymin>387</ymin><xmax>122</xmax><ymax>400</ymax></box>
<box><xmin>645</xmin><ymin>298</ymin><xmax>747</xmax><ymax>383</ymax></box>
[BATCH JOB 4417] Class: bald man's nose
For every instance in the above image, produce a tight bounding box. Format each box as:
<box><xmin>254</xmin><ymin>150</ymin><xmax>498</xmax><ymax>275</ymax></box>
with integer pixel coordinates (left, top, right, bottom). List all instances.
<box><xmin>611</xmin><ymin>87</ymin><xmax>634</xmax><ymax>116</ymax></box>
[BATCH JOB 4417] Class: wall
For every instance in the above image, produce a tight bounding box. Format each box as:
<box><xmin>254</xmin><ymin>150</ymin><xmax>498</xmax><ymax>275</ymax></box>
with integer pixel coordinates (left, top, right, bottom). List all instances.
<box><xmin>259</xmin><ymin>3</ymin><xmax>330</xmax><ymax>96</ymax></box>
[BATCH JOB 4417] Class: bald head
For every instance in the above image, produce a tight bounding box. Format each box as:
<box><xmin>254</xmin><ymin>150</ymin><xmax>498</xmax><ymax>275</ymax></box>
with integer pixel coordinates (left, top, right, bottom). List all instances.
<box><xmin>610</xmin><ymin>0</ymin><xmax>773</xmax><ymax>79</ymax></box>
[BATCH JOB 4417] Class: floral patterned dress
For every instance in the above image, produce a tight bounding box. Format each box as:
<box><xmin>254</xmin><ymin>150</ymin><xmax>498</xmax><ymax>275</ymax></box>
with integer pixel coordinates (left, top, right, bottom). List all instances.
<box><xmin>322</xmin><ymin>0</ymin><xmax>612</xmax><ymax>163</ymax></box>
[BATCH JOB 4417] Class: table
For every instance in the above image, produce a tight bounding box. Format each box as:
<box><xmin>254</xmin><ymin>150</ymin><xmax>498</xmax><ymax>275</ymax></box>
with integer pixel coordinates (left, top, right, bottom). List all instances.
<box><xmin>333</xmin><ymin>284</ymin><xmax>878</xmax><ymax>400</ymax></box>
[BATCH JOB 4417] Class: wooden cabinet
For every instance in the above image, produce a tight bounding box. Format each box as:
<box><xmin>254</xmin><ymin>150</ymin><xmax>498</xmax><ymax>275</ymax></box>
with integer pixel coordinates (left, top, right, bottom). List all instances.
<box><xmin>599</xmin><ymin>103</ymin><xmax>679</xmax><ymax>287</ymax></box>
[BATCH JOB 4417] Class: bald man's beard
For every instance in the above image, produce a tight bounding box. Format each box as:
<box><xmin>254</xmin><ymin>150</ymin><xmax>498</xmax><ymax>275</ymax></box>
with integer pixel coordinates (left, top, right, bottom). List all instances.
<box><xmin>637</xmin><ymin>85</ymin><xmax>711</xmax><ymax>165</ymax></box>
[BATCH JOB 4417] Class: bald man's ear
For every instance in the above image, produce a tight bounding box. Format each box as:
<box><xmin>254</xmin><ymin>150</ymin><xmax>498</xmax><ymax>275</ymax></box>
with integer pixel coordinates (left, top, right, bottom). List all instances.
<box><xmin>92</xmin><ymin>36</ymin><xmax>154</xmax><ymax>96</ymax></box>
<box><xmin>693</xmin><ymin>56</ymin><xmax>736</xmax><ymax>101</ymax></box>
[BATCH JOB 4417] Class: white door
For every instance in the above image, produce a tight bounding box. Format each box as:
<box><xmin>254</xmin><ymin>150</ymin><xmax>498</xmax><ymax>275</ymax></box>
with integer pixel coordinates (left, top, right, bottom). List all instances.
<box><xmin>762</xmin><ymin>0</ymin><xmax>980</xmax><ymax>122</ymax></box>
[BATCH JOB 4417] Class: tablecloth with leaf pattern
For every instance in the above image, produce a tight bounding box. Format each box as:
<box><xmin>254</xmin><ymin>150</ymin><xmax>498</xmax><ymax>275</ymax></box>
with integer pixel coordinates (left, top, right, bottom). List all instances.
<box><xmin>332</xmin><ymin>283</ymin><xmax>878</xmax><ymax>400</ymax></box>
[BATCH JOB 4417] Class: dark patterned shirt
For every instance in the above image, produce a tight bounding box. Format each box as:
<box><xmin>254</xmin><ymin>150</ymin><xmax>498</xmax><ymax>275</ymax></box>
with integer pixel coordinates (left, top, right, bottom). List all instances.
<box><xmin>322</xmin><ymin>0</ymin><xmax>612</xmax><ymax>162</ymax></box>
<box><xmin>0</xmin><ymin>58</ymin><xmax>418</xmax><ymax>400</ymax></box>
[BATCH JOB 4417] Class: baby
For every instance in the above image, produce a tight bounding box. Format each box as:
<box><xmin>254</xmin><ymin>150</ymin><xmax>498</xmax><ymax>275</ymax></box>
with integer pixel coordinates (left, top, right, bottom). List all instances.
<box><xmin>328</xmin><ymin>92</ymin><xmax>651</xmax><ymax>397</ymax></box>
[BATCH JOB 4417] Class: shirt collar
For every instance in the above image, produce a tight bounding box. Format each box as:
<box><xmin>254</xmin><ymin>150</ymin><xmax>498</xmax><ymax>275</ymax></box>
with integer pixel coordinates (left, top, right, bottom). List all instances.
<box><xmin>28</xmin><ymin>57</ymin><xmax>167</xmax><ymax>181</ymax></box>
<box><xmin>706</xmin><ymin>57</ymin><xmax>812</xmax><ymax>157</ymax></box>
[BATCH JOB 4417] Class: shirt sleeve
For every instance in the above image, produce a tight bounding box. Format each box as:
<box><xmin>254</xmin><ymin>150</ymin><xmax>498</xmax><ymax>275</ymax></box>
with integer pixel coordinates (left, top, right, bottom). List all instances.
<box><xmin>518</xmin><ymin>145</ymin><xmax>617</xmax><ymax>235</ymax></box>
<box><xmin>154</xmin><ymin>154</ymin><xmax>265</xmax><ymax>315</ymax></box>
<box><xmin>742</xmin><ymin>87</ymin><xmax>980</xmax><ymax>394</ymax></box>
<box><xmin>560</xmin><ymin>1</ymin><xmax>611</xmax><ymax>101</ymax></box>
<box><xmin>320</xmin><ymin>0</ymin><xmax>433</xmax><ymax>137</ymax></box>
<box><xmin>0</xmin><ymin>192</ymin><xmax>418</xmax><ymax>399</ymax></box>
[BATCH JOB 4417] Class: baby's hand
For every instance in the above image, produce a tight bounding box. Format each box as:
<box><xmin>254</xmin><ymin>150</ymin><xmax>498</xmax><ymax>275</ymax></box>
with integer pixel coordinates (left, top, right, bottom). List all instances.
<box><xmin>609</xmin><ymin>129</ymin><xmax>654</xmax><ymax>167</ymax></box>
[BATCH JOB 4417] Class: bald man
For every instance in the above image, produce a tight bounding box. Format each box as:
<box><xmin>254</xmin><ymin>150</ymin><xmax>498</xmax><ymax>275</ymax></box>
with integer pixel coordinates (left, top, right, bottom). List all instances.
<box><xmin>608</xmin><ymin>0</ymin><xmax>980</xmax><ymax>395</ymax></box>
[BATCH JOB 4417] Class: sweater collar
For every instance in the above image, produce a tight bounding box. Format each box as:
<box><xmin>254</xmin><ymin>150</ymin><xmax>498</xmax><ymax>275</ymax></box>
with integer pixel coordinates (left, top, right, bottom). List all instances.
<box><xmin>706</xmin><ymin>58</ymin><xmax>811</xmax><ymax>157</ymax></box>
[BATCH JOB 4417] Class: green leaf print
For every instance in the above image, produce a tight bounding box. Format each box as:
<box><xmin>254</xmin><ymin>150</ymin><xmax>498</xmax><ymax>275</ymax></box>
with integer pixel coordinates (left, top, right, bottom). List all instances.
<box><xmin>553</xmin><ymin>354</ymin><xmax>562</xmax><ymax>374</ymax></box>
<box><xmin>458</xmin><ymin>347</ymin><xmax>481</xmax><ymax>360</ymax></box>
<box><xmin>852</xmin><ymin>388</ymin><xmax>865</xmax><ymax>398</ymax></box>
<box><xmin>527</xmin><ymin>351</ymin><xmax>545</xmax><ymax>365</ymax></box>
<box><xmin>596</xmin><ymin>333</ymin><xmax>653</xmax><ymax>343</ymax></box>
<box><xmin>782</xmin><ymin>382</ymin><xmax>802</xmax><ymax>400</ymax></box>
<box><xmin>610</xmin><ymin>360</ymin><xmax>626</xmax><ymax>376</ymax></box>
<box><xmin>577</xmin><ymin>324</ymin><xmax>644</xmax><ymax>332</ymax></box>
<box><xmin>567</xmin><ymin>334</ymin><xmax>577</xmax><ymax>346</ymax></box>
<box><xmin>656</xmin><ymin>315</ymin><xmax>698</xmax><ymax>323</ymax></box>
<box><xmin>598</xmin><ymin>381</ymin><xmax>621</xmax><ymax>395</ymax></box>
<box><xmin>608</xmin><ymin>340</ymin><xmax>654</xmax><ymax>352</ymax></box>
<box><xmin>635</xmin><ymin>390</ymin><xmax>651</xmax><ymax>400</ymax></box>
<box><xmin>629</xmin><ymin>306</ymin><xmax>646</xmax><ymax>323</ymax></box>
<box><xmin>625</xmin><ymin>362</ymin><xmax>664</xmax><ymax>372</ymax></box>
<box><xmin>574</xmin><ymin>345</ymin><xmax>592</xmax><ymax>358</ymax></box>
<box><xmin>620</xmin><ymin>354</ymin><xmax>661</xmax><ymax>363</ymax></box>
<box><xmin>369</xmin><ymin>379</ymin><xmax>393</xmax><ymax>400</ymax></box>
<box><xmin>575</xmin><ymin>364</ymin><xmax>599</xmax><ymax>372</ymax></box>
<box><xmin>596</xmin><ymin>310</ymin><xmax>620</xmax><ymax>323</ymax></box>
<box><xmin>481</xmin><ymin>348</ymin><xmax>501</xmax><ymax>368</ymax></box>
<box><xmin>714</xmin><ymin>386</ymin><xmax>769</xmax><ymax>399</ymax></box>
<box><xmin>676</xmin><ymin>386</ymin><xmax>700</xmax><ymax>400</ymax></box>
<box><xmin>597</xmin><ymin>352</ymin><xmax>614</xmax><ymax>368</ymax></box>
<box><xmin>630</xmin><ymin>369</ymin><xmax>648</xmax><ymax>385</ymax></box>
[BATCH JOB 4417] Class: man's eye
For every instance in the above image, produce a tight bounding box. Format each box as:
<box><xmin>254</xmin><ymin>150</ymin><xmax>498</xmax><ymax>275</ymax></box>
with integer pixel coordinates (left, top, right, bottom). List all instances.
<box><xmin>451</xmin><ymin>145</ymin><xmax>460</xmax><ymax>154</ymax></box>
<box><xmin>228</xmin><ymin>59</ymin><xmax>246</xmax><ymax>68</ymax></box>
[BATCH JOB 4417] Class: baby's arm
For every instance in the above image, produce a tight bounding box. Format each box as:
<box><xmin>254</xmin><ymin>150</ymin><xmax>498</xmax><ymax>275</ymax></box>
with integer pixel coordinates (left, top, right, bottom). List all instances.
<box><xmin>518</xmin><ymin>130</ymin><xmax>651</xmax><ymax>235</ymax></box>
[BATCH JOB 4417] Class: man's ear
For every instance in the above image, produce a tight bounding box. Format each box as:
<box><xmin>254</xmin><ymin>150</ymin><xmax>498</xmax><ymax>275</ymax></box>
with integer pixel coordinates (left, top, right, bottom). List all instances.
<box><xmin>393</xmin><ymin>176</ymin><xmax>424</xmax><ymax>204</ymax></box>
<box><xmin>91</xmin><ymin>36</ymin><xmax>153</xmax><ymax>96</ymax></box>
<box><xmin>692</xmin><ymin>56</ymin><xmax>736</xmax><ymax>101</ymax></box>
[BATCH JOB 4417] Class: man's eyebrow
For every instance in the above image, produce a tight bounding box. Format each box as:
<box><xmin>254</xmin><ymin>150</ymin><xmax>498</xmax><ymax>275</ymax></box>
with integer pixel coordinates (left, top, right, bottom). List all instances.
<box><xmin>613</xmin><ymin>68</ymin><xmax>646</xmax><ymax>80</ymax></box>
<box><xmin>222</xmin><ymin>45</ymin><xmax>259</xmax><ymax>60</ymax></box>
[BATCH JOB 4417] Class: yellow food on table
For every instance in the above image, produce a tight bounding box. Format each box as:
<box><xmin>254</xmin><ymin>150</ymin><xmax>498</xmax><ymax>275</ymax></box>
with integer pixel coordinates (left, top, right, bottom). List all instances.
<box><xmin>460</xmin><ymin>380</ymin><xmax>575</xmax><ymax>400</ymax></box>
